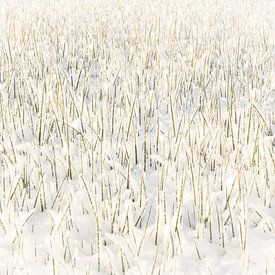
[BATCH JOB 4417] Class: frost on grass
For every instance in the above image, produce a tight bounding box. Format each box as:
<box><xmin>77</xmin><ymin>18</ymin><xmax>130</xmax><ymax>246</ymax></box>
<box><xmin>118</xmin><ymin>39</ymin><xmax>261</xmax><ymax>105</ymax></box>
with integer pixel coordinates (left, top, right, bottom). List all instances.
<box><xmin>0</xmin><ymin>0</ymin><xmax>274</xmax><ymax>274</ymax></box>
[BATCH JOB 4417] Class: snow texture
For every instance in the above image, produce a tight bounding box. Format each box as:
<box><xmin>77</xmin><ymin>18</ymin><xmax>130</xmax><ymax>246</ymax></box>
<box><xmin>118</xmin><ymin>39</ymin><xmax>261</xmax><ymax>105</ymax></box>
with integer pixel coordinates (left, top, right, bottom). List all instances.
<box><xmin>0</xmin><ymin>0</ymin><xmax>274</xmax><ymax>274</ymax></box>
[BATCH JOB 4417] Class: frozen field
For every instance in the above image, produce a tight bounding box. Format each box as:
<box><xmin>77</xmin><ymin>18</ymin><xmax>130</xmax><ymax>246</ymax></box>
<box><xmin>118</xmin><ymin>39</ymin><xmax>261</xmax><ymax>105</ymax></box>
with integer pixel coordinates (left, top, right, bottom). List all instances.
<box><xmin>0</xmin><ymin>0</ymin><xmax>274</xmax><ymax>274</ymax></box>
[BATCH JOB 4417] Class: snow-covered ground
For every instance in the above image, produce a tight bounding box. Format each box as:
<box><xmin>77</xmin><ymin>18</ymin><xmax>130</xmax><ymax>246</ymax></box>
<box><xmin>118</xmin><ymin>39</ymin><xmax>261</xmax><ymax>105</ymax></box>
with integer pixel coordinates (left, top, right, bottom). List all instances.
<box><xmin>0</xmin><ymin>0</ymin><xmax>274</xmax><ymax>274</ymax></box>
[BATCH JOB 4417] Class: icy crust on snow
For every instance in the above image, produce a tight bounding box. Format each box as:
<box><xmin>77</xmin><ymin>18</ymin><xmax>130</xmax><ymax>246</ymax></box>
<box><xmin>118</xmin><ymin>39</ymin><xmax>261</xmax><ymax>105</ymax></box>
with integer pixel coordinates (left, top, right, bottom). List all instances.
<box><xmin>0</xmin><ymin>0</ymin><xmax>274</xmax><ymax>274</ymax></box>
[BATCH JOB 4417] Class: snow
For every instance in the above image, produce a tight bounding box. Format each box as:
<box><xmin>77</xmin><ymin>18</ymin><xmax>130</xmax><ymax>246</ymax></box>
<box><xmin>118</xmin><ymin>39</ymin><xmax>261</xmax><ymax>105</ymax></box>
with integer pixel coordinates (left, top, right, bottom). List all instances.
<box><xmin>0</xmin><ymin>0</ymin><xmax>274</xmax><ymax>274</ymax></box>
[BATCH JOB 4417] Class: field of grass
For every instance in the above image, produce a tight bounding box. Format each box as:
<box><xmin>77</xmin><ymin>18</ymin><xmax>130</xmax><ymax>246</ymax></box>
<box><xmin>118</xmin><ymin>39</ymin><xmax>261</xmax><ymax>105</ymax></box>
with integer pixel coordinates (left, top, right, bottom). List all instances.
<box><xmin>0</xmin><ymin>0</ymin><xmax>274</xmax><ymax>274</ymax></box>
